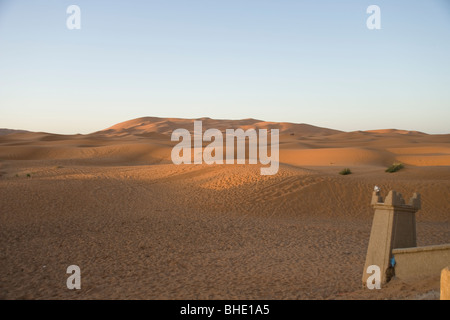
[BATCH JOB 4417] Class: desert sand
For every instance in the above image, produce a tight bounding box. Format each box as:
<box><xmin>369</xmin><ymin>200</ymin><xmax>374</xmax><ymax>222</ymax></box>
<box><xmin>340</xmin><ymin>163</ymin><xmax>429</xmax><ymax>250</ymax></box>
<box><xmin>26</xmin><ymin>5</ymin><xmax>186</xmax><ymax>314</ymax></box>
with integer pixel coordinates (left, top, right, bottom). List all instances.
<box><xmin>0</xmin><ymin>117</ymin><xmax>449</xmax><ymax>299</ymax></box>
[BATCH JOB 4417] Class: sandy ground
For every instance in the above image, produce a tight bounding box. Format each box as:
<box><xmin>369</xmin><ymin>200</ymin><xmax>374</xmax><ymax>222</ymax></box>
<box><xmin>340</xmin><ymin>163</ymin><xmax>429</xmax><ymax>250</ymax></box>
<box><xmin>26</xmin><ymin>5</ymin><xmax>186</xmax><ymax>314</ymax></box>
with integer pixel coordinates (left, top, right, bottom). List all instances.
<box><xmin>0</xmin><ymin>117</ymin><xmax>449</xmax><ymax>299</ymax></box>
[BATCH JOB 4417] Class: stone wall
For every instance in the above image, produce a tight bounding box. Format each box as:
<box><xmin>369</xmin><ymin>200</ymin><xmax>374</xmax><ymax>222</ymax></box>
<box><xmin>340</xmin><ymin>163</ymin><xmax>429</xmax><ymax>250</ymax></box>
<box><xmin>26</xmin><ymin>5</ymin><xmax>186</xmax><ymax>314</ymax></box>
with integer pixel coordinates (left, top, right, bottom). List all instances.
<box><xmin>392</xmin><ymin>244</ymin><xmax>450</xmax><ymax>280</ymax></box>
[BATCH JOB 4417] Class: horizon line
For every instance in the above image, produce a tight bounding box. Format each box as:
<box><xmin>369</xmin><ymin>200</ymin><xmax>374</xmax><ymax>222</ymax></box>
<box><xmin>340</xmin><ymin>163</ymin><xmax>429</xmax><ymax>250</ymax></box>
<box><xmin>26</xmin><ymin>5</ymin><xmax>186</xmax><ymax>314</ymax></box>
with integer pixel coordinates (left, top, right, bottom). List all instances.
<box><xmin>1</xmin><ymin>116</ymin><xmax>449</xmax><ymax>136</ymax></box>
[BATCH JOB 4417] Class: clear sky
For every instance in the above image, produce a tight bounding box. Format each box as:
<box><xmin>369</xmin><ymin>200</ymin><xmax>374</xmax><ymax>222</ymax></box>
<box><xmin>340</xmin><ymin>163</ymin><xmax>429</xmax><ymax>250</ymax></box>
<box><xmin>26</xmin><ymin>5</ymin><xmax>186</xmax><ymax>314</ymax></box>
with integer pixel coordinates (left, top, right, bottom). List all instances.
<box><xmin>0</xmin><ymin>0</ymin><xmax>449</xmax><ymax>134</ymax></box>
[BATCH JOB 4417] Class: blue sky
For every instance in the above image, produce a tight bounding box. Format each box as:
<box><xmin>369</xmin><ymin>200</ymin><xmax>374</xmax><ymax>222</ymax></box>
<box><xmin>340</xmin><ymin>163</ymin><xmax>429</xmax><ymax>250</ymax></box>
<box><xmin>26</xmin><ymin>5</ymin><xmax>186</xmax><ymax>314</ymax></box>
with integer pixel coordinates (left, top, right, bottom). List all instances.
<box><xmin>0</xmin><ymin>0</ymin><xmax>449</xmax><ymax>134</ymax></box>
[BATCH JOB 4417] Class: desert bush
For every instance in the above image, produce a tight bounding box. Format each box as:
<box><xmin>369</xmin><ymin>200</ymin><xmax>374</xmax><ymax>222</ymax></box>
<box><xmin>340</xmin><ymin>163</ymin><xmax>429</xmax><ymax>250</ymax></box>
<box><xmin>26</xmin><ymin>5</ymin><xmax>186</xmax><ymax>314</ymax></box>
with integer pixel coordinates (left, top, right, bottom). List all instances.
<box><xmin>339</xmin><ymin>168</ymin><xmax>352</xmax><ymax>175</ymax></box>
<box><xmin>386</xmin><ymin>163</ymin><xmax>404</xmax><ymax>173</ymax></box>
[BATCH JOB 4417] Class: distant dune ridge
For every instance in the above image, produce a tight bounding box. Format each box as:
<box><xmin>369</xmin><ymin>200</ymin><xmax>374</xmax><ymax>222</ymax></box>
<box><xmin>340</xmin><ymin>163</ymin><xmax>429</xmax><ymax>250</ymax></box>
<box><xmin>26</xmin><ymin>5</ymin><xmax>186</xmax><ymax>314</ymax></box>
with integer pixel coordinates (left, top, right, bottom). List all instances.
<box><xmin>0</xmin><ymin>128</ymin><xmax>29</xmax><ymax>136</ymax></box>
<box><xmin>0</xmin><ymin>116</ymin><xmax>449</xmax><ymax>167</ymax></box>
<box><xmin>0</xmin><ymin>116</ymin><xmax>449</xmax><ymax>300</ymax></box>
<box><xmin>98</xmin><ymin>116</ymin><xmax>342</xmax><ymax>137</ymax></box>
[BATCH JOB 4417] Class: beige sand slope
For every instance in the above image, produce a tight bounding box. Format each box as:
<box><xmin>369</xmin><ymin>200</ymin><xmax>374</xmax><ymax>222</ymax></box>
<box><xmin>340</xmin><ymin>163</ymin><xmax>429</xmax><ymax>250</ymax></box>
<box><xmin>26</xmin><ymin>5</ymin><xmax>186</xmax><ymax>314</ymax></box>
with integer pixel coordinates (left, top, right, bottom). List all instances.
<box><xmin>0</xmin><ymin>117</ymin><xmax>449</xmax><ymax>300</ymax></box>
<box><xmin>100</xmin><ymin>117</ymin><xmax>341</xmax><ymax>137</ymax></box>
<box><xmin>0</xmin><ymin>129</ymin><xmax>29</xmax><ymax>136</ymax></box>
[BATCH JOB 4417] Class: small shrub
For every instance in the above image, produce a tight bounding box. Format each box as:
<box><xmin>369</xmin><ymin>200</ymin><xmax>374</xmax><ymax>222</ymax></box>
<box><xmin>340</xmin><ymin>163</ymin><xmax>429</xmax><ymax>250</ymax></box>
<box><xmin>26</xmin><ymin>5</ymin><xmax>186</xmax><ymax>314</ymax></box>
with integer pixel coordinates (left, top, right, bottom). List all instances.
<box><xmin>15</xmin><ymin>174</ymin><xmax>19</xmax><ymax>177</ymax></box>
<box><xmin>386</xmin><ymin>163</ymin><xmax>404</xmax><ymax>173</ymax></box>
<box><xmin>339</xmin><ymin>168</ymin><xmax>352</xmax><ymax>175</ymax></box>
<box><xmin>26</xmin><ymin>173</ymin><xmax>31</xmax><ymax>178</ymax></box>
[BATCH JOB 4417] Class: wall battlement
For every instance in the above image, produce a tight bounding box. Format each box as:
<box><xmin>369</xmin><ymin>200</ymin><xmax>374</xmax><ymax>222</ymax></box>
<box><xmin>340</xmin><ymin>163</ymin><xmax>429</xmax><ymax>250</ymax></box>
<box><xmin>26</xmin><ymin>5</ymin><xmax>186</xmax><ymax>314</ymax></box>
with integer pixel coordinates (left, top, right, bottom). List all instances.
<box><xmin>371</xmin><ymin>189</ymin><xmax>421</xmax><ymax>210</ymax></box>
<box><xmin>363</xmin><ymin>189</ymin><xmax>450</xmax><ymax>290</ymax></box>
<box><xmin>363</xmin><ymin>189</ymin><xmax>420</xmax><ymax>285</ymax></box>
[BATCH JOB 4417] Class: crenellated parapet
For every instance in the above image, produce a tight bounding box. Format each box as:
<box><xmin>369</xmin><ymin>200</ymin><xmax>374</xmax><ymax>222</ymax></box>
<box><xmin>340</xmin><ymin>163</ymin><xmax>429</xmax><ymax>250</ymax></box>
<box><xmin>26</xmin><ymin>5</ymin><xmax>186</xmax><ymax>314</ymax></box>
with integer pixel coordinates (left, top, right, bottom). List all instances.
<box><xmin>371</xmin><ymin>189</ymin><xmax>421</xmax><ymax>211</ymax></box>
<box><xmin>363</xmin><ymin>188</ymin><xmax>421</xmax><ymax>286</ymax></box>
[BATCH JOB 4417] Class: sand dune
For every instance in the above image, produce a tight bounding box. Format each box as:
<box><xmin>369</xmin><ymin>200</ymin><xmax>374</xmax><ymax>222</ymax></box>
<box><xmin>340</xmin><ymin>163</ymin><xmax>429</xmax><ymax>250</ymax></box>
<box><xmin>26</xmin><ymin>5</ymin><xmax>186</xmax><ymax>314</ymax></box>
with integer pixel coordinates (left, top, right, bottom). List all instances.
<box><xmin>2</xmin><ymin>117</ymin><xmax>449</xmax><ymax>167</ymax></box>
<box><xmin>365</xmin><ymin>129</ymin><xmax>426</xmax><ymax>135</ymax></box>
<box><xmin>280</xmin><ymin>148</ymin><xmax>390</xmax><ymax>166</ymax></box>
<box><xmin>0</xmin><ymin>129</ymin><xmax>30</xmax><ymax>136</ymax></box>
<box><xmin>0</xmin><ymin>117</ymin><xmax>449</xmax><ymax>300</ymax></box>
<box><xmin>100</xmin><ymin>116</ymin><xmax>342</xmax><ymax>137</ymax></box>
